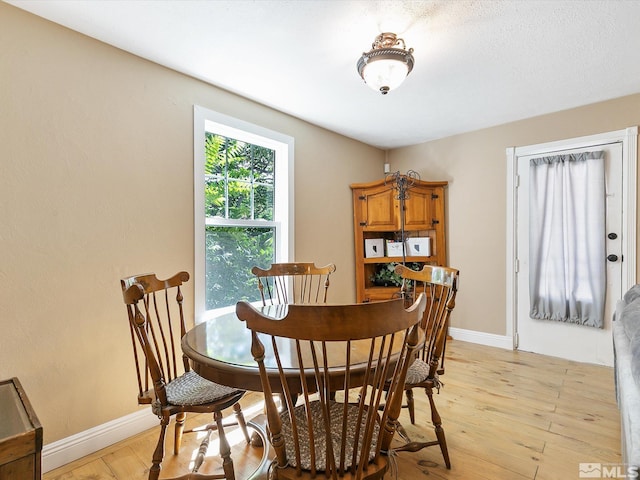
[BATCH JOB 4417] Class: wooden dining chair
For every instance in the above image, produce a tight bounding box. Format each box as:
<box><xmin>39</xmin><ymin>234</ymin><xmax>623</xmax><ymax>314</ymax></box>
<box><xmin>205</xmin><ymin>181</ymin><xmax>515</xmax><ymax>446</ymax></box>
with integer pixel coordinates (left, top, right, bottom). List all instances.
<box><xmin>120</xmin><ymin>272</ymin><xmax>251</xmax><ymax>480</ymax></box>
<box><xmin>391</xmin><ymin>263</ymin><xmax>459</xmax><ymax>469</ymax></box>
<box><xmin>251</xmin><ymin>262</ymin><xmax>336</xmax><ymax>305</ymax></box>
<box><xmin>236</xmin><ymin>295</ymin><xmax>426</xmax><ymax>480</ymax></box>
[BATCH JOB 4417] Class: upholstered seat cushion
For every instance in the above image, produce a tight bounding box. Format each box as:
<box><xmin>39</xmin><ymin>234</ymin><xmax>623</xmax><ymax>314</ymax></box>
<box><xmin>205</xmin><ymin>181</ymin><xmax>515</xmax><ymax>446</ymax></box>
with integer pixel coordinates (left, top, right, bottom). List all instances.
<box><xmin>280</xmin><ymin>400</ymin><xmax>378</xmax><ymax>472</ymax></box>
<box><xmin>405</xmin><ymin>358</ymin><xmax>431</xmax><ymax>385</ymax></box>
<box><xmin>166</xmin><ymin>370</ymin><xmax>241</xmax><ymax>406</ymax></box>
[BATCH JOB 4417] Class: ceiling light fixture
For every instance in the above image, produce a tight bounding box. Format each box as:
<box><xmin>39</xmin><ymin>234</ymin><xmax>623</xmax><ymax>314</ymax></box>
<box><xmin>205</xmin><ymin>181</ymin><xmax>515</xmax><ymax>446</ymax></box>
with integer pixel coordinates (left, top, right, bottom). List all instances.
<box><xmin>356</xmin><ymin>32</ymin><xmax>414</xmax><ymax>95</ymax></box>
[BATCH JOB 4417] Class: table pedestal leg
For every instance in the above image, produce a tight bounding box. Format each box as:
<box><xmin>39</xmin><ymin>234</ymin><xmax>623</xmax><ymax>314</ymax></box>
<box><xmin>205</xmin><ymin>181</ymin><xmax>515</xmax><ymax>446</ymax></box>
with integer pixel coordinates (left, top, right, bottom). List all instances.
<box><xmin>246</xmin><ymin>414</ymin><xmax>273</xmax><ymax>480</ymax></box>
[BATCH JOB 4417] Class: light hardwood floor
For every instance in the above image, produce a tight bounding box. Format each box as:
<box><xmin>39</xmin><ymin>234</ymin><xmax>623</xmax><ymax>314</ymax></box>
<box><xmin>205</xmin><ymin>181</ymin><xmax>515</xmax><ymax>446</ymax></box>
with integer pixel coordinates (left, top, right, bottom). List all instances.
<box><xmin>43</xmin><ymin>340</ymin><xmax>621</xmax><ymax>480</ymax></box>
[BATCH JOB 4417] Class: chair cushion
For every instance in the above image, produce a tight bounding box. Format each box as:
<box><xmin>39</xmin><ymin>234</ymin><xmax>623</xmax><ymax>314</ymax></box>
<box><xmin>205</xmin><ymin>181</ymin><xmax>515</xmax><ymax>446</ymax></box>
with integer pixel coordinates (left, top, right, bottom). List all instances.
<box><xmin>280</xmin><ymin>400</ymin><xmax>378</xmax><ymax>472</ymax></box>
<box><xmin>405</xmin><ymin>358</ymin><xmax>431</xmax><ymax>385</ymax></box>
<box><xmin>165</xmin><ymin>370</ymin><xmax>241</xmax><ymax>406</ymax></box>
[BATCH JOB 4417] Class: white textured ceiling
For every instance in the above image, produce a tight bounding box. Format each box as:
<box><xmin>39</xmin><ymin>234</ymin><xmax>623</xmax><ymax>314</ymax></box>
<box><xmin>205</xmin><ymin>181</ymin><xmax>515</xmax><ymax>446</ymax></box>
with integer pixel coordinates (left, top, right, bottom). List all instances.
<box><xmin>7</xmin><ymin>0</ymin><xmax>640</xmax><ymax>149</ymax></box>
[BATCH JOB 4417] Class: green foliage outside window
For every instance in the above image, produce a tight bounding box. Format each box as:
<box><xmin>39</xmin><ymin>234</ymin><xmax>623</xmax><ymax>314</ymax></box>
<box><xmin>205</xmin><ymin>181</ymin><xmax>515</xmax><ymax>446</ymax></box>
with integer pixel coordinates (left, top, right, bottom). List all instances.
<box><xmin>205</xmin><ymin>226</ymin><xmax>274</xmax><ymax>309</ymax></box>
<box><xmin>204</xmin><ymin>133</ymin><xmax>276</xmax><ymax>310</ymax></box>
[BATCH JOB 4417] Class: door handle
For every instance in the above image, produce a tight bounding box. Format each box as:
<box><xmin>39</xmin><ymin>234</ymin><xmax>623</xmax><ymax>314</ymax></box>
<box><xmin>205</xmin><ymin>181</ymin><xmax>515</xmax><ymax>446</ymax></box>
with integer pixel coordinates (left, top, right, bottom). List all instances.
<box><xmin>607</xmin><ymin>254</ymin><xmax>619</xmax><ymax>262</ymax></box>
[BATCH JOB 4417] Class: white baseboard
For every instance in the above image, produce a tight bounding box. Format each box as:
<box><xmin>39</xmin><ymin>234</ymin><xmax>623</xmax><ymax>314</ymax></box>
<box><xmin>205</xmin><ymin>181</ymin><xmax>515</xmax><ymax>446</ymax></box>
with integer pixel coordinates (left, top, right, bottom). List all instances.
<box><xmin>449</xmin><ymin>327</ymin><xmax>514</xmax><ymax>350</ymax></box>
<box><xmin>42</xmin><ymin>407</ymin><xmax>158</xmax><ymax>473</ymax></box>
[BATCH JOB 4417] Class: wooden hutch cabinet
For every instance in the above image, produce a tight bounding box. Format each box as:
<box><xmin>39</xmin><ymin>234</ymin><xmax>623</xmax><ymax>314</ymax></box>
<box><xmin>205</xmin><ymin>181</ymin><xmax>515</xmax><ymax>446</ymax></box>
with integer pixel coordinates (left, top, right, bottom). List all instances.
<box><xmin>351</xmin><ymin>177</ymin><xmax>448</xmax><ymax>303</ymax></box>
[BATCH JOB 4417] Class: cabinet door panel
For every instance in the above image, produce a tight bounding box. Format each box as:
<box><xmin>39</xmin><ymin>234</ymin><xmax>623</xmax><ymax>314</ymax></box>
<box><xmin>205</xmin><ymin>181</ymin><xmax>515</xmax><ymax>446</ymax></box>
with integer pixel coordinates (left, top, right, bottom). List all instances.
<box><xmin>403</xmin><ymin>189</ymin><xmax>434</xmax><ymax>230</ymax></box>
<box><xmin>359</xmin><ymin>187</ymin><xmax>396</xmax><ymax>230</ymax></box>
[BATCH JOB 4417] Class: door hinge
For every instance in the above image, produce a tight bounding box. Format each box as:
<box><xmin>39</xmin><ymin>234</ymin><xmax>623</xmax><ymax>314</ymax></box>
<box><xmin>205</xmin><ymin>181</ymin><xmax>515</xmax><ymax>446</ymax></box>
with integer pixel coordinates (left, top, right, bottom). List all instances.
<box><xmin>514</xmin><ymin>174</ymin><xmax>520</xmax><ymax>188</ymax></box>
<box><xmin>514</xmin><ymin>332</ymin><xmax>519</xmax><ymax>349</ymax></box>
<box><xmin>359</xmin><ymin>195</ymin><xmax>366</xmax><ymax>200</ymax></box>
<box><xmin>431</xmin><ymin>193</ymin><xmax>439</xmax><ymax>199</ymax></box>
<box><xmin>515</xmin><ymin>258</ymin><xmax>520</xmax><ymax>273</ymax></box>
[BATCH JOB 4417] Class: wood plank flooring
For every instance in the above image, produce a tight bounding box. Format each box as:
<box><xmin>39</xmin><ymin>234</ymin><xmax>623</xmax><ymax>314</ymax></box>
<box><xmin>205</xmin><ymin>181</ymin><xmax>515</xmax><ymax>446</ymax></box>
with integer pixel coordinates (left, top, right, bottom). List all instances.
<box><xmin>43</xmin><ymin>340</ymin><xmax>622</xmax><ymax>480</ymax></box>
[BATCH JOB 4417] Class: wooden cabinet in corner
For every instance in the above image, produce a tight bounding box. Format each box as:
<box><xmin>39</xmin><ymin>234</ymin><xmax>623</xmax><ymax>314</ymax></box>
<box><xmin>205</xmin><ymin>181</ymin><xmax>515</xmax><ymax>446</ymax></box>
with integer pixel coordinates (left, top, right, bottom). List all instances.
<box><xmin>350</xmin><ymin>177</ymin><xmax>448</xmax><ymax>303</ymax></box>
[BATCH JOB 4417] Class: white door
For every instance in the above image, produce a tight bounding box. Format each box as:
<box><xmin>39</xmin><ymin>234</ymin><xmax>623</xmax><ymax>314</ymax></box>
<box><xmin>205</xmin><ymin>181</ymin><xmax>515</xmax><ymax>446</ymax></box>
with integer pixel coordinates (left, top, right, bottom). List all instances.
<box><xmin>514</xmin><ymin>137</ymin><xmax>626</xmax><ymax>366</ymax></box>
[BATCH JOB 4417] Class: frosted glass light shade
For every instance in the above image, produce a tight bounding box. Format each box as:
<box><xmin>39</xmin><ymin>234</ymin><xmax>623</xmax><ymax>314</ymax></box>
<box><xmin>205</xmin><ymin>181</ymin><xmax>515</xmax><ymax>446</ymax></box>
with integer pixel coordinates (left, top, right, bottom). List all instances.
<box><xmin>362</xmin><ymin>58</ymin><xmax>410</xmax><ymax>93</ymax></box>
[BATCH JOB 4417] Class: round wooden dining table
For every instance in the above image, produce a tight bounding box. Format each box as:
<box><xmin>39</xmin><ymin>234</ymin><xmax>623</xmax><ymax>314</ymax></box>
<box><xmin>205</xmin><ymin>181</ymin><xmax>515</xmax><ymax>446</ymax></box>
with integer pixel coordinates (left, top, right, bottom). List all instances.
<box><xmin>181</xmin><ymin>304</ymin><xmax>409</xmax><ymax>394</ymax></box>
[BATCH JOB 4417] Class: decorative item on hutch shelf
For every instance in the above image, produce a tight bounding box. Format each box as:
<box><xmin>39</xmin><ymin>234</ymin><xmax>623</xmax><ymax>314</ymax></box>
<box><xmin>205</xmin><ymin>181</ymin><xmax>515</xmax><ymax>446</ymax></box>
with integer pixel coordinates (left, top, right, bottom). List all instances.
<box><xmin>406</xmin><ymin>237</ymin><xmax>431</xmax><ymax>257</ymax></box>
<box><xmin>364</xmin><ymin>238</ymin><xmax>384</xmax><ymax>258</ymax></box>
<box><xmin>370</xmin><ymin>262</ymin><xmax>423</xmax><ymax>287</ymax></box>
<box><xmin>386</xmin><ymin>240</ymin><xmax>405</xmax><ymax>257</ymax></box>
<box><xmin>370</xmin><ymin>263</ymin><xmax>403</xmax><ymax>287</ymax></box>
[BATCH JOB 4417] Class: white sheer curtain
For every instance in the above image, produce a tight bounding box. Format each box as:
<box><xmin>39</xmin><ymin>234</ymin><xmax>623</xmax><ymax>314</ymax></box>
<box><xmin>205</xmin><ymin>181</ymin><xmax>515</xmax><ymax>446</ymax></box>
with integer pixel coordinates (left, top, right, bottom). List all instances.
<box><xmin>529</xmin><ymin>151</ymin><xmax>606</xmax><ymax>328</ymax></box>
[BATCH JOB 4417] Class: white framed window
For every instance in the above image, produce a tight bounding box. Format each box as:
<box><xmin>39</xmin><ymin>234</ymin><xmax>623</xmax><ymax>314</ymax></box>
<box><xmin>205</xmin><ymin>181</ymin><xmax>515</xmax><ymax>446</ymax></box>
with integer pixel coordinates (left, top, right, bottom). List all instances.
<box><xmin>194</xmin><ymin>105</ymin><xmax>294</xmax><ymax>322</ymax></box>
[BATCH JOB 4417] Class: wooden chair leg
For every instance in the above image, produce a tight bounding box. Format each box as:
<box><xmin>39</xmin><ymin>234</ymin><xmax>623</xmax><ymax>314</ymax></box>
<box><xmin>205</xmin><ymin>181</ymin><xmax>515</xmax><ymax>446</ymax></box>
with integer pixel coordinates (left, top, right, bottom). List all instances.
<box><xmin>191</xmin><ymin>426</ymin><xmax>213</xmax><ymax>475</ymax></box>
<box><xmin>233</xmin><ymin>403</ymin><xmax>251</xmax><ymax>444</ymax></box>
<box><xmin>149</xmin><ymin>416</ymin><xmax>169</xmax><ymax>480</ymax></box>
<box><xmin>395</xmin><ymin>387</ymin><xmax>451</xmax><ymax>469</ymax></box>
<box><xmin>215</xmin><ymin>410</ymin><xmax>236</xmax><ymax>480</ymax></box>
<box><xmin>174</xmin><ymin>411</ymin><xmax>186</xmax><ymax>455</ymax></box>
<box><xmin>406</xmin><ymin>388</ymin><xmax>416</xmax><ymax>424</ymax></box>
<box><xmin>427</xmin><ymin>387</ymin><xmax>450</xmax><ymax>469</ymax></box>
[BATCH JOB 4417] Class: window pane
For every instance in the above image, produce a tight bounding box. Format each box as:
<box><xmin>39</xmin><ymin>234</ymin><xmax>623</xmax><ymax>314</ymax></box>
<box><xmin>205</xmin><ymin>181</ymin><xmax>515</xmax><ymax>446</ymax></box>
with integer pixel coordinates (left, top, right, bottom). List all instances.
<box><xmin>253</xmin><ymin>146</ymin><xmax>275</xmax><ymax>184</ymax></box>
<box><xmin>228</xmin><ymin>142</ymin><xmax>251</xmax><ymax>180</ymax></box>
<box><xmin>204</xmin><ymin>178</ymin><xmax>226</xmax><ymax>218</ymax></box>
<box><xmin>227</xmin><ymin>179</ymin><xmax>251</xmax><ymax>219</ymax></box>
<box><xmin>205</xmin><ymin>226</ymin><xmax>275</xmax><ymax>310</ymax></box>
<box><xmin>254</xmin><ymin>184</ymin><xmax>274</xmax><ymax>220</ymax></box>
<box><xmin>205</xmin><ymin>133</ymin><xmax>225</xmax><ymax>176</ymax></box>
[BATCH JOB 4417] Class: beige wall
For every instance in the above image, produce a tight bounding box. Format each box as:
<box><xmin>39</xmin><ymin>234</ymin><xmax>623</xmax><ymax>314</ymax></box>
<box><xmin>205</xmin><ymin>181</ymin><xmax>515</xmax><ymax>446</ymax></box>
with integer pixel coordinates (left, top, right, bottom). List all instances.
<box><xmin>0</xmin><ymin>3</ymin><xmax>383</xmax><ymax>444</ymax></box>
<box><xmin>389</xmin><ymin>95</ymin><xmax>640</xmax><ymax>336</ymax></box>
